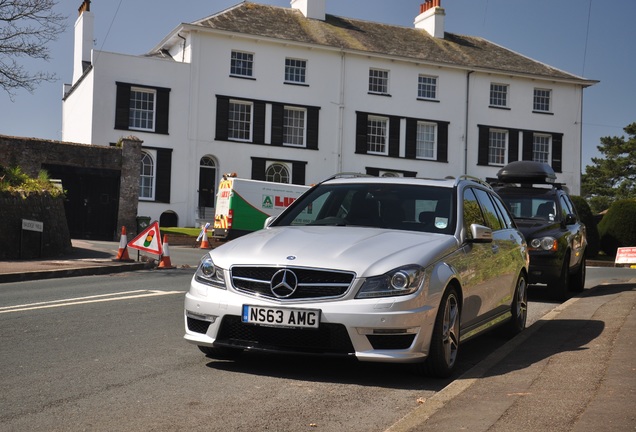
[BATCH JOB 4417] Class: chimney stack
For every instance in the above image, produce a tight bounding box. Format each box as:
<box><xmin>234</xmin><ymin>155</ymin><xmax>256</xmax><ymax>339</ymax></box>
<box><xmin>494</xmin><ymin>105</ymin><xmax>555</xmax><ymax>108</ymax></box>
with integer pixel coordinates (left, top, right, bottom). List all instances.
<box><xmin>72</xmin><ymin>0</ymin><xmax>94</xmax><ymax>84</ymax></box>
<box><xmin>414</xmin><ymin>0</ymin><xmax>445</xmax><ymax>38</ymax></box>
<box><xmin>290</xmin><ymin>0</ymin><xmax>326</xmax><ymax>21</ymax></box>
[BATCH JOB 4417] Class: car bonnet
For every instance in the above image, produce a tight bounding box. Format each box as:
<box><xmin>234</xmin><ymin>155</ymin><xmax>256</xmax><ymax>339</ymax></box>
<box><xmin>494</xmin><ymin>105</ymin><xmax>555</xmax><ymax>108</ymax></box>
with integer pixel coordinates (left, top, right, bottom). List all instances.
<box><xmin>209</xmin><ymin>225</ymin><xmax>458</xmax><ymax>278</ymax></box>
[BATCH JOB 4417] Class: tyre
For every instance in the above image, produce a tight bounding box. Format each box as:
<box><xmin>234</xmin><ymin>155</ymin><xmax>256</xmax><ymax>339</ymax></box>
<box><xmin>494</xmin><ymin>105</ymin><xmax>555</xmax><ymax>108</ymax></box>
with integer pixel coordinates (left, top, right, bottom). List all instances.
<box><xmin>418</xmin><ymin>286</ymin><xmax>461</xmax><ymax>378</ymax></box>
<box><xmin>501</xmin><ymin>273</ymin><xmax>528</xmax><ymax>337</ymax></box>
<box><xmin>570</xmin><ymin>254</ymin><xmax>586</xmax><ymax>292</ymax></box>
<box><xmin>549</xmin><ymin>253</ymin><xmax>570</xmax><ymax>301</ymax></box>
<box><xmin>197</xmin><ymin>345</ymin><xmax>243</xmax><ymax>360</ymax></box>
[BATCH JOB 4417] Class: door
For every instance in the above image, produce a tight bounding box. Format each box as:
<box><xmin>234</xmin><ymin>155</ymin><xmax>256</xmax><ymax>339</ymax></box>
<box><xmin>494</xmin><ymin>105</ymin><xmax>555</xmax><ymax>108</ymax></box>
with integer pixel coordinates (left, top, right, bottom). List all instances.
<box><xmin>198</xmin><ymin>156</ymin><xmax>217</xmax><ymax>219</ymax></box>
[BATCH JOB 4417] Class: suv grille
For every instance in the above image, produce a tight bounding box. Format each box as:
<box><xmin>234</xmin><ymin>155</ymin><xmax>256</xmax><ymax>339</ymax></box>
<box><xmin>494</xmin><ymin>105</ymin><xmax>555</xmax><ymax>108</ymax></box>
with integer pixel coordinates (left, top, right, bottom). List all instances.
<box><xmin>230</xmin><ymin>266</ymin><xmax>355</xmax><ymax>300</ymax></box>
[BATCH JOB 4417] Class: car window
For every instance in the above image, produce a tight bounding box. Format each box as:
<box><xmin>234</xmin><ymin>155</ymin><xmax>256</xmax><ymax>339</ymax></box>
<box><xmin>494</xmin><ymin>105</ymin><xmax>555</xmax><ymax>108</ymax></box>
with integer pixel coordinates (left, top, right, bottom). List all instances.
<box><xmin>463</xmin><ymin>188</ymin><xmax>485</xmax><ymax>239</ymax></box>
<box><xmin>501</xmin><ymin>195</ymin><xmax>556</xmax><ymax>221</ymax></box>
<box><xmin>559</xmin><ymin>194</ymin><xmax>573</xmax><ymax>218</ymax></box>
<box><xmin>473</xmin><ymin>188</ymin><xmax>503</xmax><ymax>231</ymax></box>
<box><xmin>490</xmin><ymin>192</ymin><xmax>515</xmax><ymax>229</ymax></box>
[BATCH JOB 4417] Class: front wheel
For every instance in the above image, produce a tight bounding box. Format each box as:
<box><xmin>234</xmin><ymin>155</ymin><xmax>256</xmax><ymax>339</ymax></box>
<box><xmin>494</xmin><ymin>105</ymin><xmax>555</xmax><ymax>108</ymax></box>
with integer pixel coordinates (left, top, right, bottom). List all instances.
<box><xmin>549</xmin><ymin>254</ymin><xmax>570</xmax><ymax>301</ymax></box>
<box><xmin>501</xmin><ymin>273</ymin><xmax>528</xmax><ymax>337</ymax></box>
<box><xmin>570</xmin><ymin>254</ymin><xmax>586</xmax><ymax>292</ymax></box>
<box><xmin>417</xmin><ymin>286</ymin><xmax>461</xmax><ymax>378</ymax></box>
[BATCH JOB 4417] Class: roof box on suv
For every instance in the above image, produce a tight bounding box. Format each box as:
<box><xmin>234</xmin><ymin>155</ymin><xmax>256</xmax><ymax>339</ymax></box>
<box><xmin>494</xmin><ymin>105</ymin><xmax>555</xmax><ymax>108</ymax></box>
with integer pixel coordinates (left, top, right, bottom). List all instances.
<box><xmin>496</xmin><ymin>161</ymin><xmax>557</xmax><ymax>184</ymax></box>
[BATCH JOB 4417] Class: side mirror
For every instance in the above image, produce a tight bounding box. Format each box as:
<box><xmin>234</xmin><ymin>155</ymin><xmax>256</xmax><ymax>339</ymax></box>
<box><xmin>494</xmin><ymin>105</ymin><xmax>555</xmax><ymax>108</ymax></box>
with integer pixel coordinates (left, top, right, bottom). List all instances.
<box><xmin>468</xmin><ymin>224</ymin><xmax>493</xmax><ymax>243</ymax></box>
<box><xmin>564</xmin><ymin>213</ymin><xmax>577</xmax><ymax>226</ymax></box>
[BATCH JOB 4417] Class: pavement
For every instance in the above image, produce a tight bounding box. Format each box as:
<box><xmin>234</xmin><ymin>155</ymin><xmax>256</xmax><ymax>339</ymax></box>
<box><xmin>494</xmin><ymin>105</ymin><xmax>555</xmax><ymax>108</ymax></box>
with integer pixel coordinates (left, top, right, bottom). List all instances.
<box><xmin>1</xmin><ymin>240</ymin><xmax>634</xmax><ymax>431</ymax></box>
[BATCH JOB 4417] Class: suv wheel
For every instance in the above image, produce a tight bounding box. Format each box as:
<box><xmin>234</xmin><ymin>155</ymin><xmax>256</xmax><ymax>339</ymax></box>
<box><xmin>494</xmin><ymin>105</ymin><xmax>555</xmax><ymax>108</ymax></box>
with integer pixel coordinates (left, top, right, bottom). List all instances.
<box><xmin>550</xmin><ymin>253</ymin><xmax>570</xmax><ymax>301</ymax></box>
<box><xmin>570</xmin><ymin>254</ymin><xmax>586</xmax><ymax>292</ymax></box>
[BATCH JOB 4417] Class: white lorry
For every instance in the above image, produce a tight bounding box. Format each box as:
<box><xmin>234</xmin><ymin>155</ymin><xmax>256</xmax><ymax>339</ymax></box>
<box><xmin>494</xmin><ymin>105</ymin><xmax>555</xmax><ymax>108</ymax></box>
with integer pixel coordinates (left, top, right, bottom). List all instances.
<box><xmin>213</xmin><ymin>175</ymin><xmax>310</xmax><ymax>240</ymax></box>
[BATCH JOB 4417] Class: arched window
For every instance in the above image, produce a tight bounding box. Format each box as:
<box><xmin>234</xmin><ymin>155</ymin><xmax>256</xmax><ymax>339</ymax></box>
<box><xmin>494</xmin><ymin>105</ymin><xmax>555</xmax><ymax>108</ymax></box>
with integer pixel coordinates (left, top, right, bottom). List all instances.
<box><xmin>265</xmin><ymin>163</ymin><xmax>290</xmax><ymax>184</ymax></box>
<box><xmin>139</xmin><ymin>151</ymin><xmax>155</xmax><ymax>199</ymax></box>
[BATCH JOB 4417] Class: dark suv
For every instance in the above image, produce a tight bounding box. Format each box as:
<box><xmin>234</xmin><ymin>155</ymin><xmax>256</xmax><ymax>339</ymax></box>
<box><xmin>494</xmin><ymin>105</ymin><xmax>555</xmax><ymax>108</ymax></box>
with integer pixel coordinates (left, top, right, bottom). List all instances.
<box><xmin>491</xmin><ymin>161</ymin><xmax>586</xmax><ymax>299</ymax></box>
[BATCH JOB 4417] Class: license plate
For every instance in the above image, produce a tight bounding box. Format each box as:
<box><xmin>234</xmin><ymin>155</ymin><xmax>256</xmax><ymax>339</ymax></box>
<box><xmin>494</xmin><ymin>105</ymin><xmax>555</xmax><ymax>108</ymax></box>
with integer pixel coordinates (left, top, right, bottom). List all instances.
<box><xmin>242</xmin><ymin>305</ymin><xmax>320</xmax><ymax>329</ymax></box>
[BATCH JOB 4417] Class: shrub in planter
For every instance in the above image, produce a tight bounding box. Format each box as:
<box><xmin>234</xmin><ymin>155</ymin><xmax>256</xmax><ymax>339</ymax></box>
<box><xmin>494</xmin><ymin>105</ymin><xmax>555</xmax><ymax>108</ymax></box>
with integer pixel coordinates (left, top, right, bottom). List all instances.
<box><xmin>597</xmin><ymin>199</ymin><xmax>636</xmax><ymax>257</ymax></box>
<box><xmin>570</xmin><ymin>196</ymin><xmax>599</xmax><ymax>258</ymax></box>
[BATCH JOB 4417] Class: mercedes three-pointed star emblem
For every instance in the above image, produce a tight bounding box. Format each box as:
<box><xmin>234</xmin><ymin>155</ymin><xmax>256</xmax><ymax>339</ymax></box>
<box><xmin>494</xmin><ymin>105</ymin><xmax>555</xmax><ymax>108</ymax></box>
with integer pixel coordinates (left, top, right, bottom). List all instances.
<box><xmin>270</xmin><ymin>269</ymin><xmax>298</xmax><ymax>298</ymax></box>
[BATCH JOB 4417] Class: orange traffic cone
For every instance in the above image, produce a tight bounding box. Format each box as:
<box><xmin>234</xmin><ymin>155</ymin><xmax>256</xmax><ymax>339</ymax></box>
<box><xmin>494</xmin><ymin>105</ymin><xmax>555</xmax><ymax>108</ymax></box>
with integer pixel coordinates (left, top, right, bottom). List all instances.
<box><xmin>113</xmin><ymin>226</ymin><xmax>133</xmax><ymax>262</ymax></box>
<box><xmin>200</xmin><ymin>227</ymin><xmax>211</xmax><ymax>249</ymax></box>
<box><xmin>158</xmin><ymin>235</ymin><xmax>176</xmax><ymax>269</ymax></box>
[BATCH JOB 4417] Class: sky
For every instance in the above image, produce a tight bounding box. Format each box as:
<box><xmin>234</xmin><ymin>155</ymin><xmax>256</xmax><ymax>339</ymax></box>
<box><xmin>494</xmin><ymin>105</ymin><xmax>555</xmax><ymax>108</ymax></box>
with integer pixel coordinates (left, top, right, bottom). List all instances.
<box><xmin>1</xmin><ymin>0</ymin><xmax>634</xmax><ymax>171</ymax></box>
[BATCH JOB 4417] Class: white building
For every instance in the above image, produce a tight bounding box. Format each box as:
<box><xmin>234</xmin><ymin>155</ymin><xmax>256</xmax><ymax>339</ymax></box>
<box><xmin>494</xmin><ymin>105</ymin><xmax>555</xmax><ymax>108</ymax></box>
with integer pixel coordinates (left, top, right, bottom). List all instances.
<box><xmin>62</xmin><ymin>0</ymin><xmax>597</xmax><ymax>228</ymax></box>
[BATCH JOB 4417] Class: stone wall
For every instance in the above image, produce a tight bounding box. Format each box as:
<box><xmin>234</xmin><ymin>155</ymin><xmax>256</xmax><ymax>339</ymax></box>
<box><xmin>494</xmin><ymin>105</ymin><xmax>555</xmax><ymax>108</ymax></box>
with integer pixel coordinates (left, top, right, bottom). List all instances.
<box><xmin>0</xmin><ymin>192</ymin><xmax>72</xmax><ymax>259</ymax></box>
<box><xmin>0</xmin><ymin>135</ymin><xmax>142</xmax><ymax>250</ymax></box>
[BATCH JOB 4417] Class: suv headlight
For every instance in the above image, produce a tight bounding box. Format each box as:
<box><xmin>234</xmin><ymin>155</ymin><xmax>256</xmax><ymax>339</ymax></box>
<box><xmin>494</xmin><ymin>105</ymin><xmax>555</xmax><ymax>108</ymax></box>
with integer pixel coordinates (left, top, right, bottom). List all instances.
<box><xmin>356</xmin><ymin>265</ymin><xmax>425</xmax><ymax>299</ymax></box>
<box><xmin>194</xmin><ymin>256</ymin><xmax>226</xmax><ymax>289</ymax></box>
<box><xmin>530</xmin><ymin>237</ymin><xmax>558</xmax><ymax>252</ymax></box>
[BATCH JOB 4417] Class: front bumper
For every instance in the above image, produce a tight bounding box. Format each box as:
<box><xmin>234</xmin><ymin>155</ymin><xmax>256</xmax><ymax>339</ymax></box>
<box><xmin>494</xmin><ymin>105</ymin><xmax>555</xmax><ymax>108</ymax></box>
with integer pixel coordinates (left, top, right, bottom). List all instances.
<box><xmin>527</xmin><ymin>253</ymin><xmax>562</xmax><ymax>285</ymax></box>
<box><xmin>184</xmin><ymin>279</ymin><xmax>438</xmax><ymax>363</ymax></box>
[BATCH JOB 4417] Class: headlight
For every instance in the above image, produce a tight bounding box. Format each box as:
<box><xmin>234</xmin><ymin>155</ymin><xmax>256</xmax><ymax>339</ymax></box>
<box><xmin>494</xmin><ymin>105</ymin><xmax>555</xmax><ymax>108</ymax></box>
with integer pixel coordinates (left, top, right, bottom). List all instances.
<box><xmin>356</xmin><ymin>265</ymin><xmax>425</xmax><ymax>299</ymax></box>
<box><xmin>530</xmin><ymin>237</ymin><xmax>558</xmax><ymax>252</ymax></box>
<box><xmin>194</xmin><ymin>256</ymin><xmax>226</xmax><ymax>289</ymax></box>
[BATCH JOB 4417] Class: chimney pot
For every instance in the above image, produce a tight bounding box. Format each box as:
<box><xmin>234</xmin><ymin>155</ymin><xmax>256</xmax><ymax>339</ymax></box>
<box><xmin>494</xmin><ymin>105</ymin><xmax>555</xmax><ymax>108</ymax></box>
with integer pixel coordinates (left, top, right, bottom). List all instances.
<box><xmin>78</xmin><ymin>0</ymin><xmax>91</xmax><ymax>16</ymax></box>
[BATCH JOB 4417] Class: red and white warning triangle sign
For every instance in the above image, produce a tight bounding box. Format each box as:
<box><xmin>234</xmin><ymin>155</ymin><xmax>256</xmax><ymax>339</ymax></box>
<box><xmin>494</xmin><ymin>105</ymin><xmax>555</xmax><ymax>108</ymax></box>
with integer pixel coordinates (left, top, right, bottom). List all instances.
<box><xmin>128</xmin><ymin>221</ymin><xmax>163</xmax><ymax>256</ymax></box>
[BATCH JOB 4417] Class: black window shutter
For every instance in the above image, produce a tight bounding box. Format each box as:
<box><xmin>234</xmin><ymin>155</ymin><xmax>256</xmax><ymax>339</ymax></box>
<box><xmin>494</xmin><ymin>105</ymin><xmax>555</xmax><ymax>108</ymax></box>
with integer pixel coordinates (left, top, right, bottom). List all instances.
<box><xmin>291</xmin><ymin>162</ymin><xmax>306</xmax><ymax>185</ymax></box>
<box><xmin>155</xmin><ymin>148</ymin><xmax>172</xmax><ymax>203</ymax></box>
<box><xmin>508</xmin><ymin>129</ymin><xmax>519</xmax><ymax>162</ymax></box>
<box><xmin>215</xmin><ymin>97</ymin><xmax>229</xmax><ymax>141</ymax></box>
<box><xmin>155</xmin><ymin>88</ymin><xmax>170</xmax><ymax>135</ymax></box>
<box><xmin>366</xmin><ymin>167</ymin><xmax>380</xmax><ymax>176</ymax></box>
<box><xmin>404</xmin><ymin>119</ymin><xmax>417</xmax><ymax>159</ymax></box>
<box><xmin>253</xmin><ymin>102</ymin><xmax>266</xmax><ymax>144</ymax></box>
<box><xmin>306</xmin><ymin>107</ymin><xmax>319</xmax><ymax>150</ymax></box>
<box><xmin>115</xmin><ymin>83</ymin><xmax>131</xmax><ymax>130</ymax></box>
<box><xmin>437</xmin><ymin>122</ymin><xmax>449</xmax><ymax>162</ymax></box>
<box><xmin>477</xmin><ymin>125</ymin><xmax>490</xmax><ymax>166</ymax></box>
<box><xmin>522</xmin><ymin>131</ymin><xmax>534</xmax><ymax>160</ymax></box>
<box><xmin>271</xmin><ymin>104</ymin><xmax>284</xmax><ymax>146</ymax></box>
<box><xmin>251</xmin><ymin>158</ymin><xmax>266</xmax><ymax>180</ymax></box>
<box><xmin>388</xmin><ymin>117</ymin><xmax>400</xmax><ymax>158</ymax></box>
<box><xmin>552</xmin><ymin>134</ymin><xmax>563</xmax><ymax>172</ymax></box>
<box><xmin>355</xmin><ymin>112</ymin><xmax>368</xmax><ymax>154</ymax></box>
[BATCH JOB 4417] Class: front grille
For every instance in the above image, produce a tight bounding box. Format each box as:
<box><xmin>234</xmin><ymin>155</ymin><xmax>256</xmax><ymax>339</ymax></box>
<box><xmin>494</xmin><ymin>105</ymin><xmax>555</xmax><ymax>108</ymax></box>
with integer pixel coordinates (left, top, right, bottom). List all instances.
<box><xmin>187</xmin><ymin>317</ymin><xmax>212</xmax><ymax>334</ymax></box>
<box><xmin>230</xmin><ymin>266</ymin><xmax>355</xmax><ymax>300</ymax></box>
<box><xmin>215</xmin><ymin>315</ymin><xmax>355</xmax><ymax>355</ymax></box>
<box><xmin>367</xmin><ymin>334</ymin><xmax>416</xmax><ymax>350</ymax></box>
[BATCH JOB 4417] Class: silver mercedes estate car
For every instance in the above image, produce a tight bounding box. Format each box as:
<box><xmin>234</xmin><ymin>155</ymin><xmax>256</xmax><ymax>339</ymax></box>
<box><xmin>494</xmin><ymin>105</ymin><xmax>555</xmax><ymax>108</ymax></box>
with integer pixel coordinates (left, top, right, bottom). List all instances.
<box><xmin>184</xmin><ymin>174</ymin><xmax>529</xmax><ymax>377</ymax></box>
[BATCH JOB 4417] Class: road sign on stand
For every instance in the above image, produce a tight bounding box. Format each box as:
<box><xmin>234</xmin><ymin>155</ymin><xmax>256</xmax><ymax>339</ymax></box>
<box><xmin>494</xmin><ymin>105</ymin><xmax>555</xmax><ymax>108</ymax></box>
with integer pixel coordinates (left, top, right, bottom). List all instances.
<box><xmin>127</xmin><ymin>221</ymin><xmax>163</xmax><ymax>256</ymax></box>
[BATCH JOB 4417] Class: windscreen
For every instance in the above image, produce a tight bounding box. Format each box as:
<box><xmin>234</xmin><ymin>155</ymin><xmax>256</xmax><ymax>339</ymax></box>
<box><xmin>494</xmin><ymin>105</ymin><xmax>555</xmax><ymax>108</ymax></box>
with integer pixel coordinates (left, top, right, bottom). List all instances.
<box><xmin>273</xmin><ymin>183</ymin><xmax>455</xmax><ymax>234</ymax></box>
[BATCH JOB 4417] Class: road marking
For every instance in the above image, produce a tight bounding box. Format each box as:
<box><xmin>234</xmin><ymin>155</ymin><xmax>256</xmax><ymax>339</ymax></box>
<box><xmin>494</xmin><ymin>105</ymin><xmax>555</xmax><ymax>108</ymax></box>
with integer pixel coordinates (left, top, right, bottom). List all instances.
<box><xmin>0</xmin><ymin>290</ymin><xmax>184</xmax><ymax>314</ymax></box>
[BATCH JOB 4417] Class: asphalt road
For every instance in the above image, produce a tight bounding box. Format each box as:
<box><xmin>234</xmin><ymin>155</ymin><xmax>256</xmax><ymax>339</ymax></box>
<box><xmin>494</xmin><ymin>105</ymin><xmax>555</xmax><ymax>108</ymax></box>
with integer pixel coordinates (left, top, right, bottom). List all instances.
<box><xmin>0</xmin><ymin>266</ymin><xmax>627</xmax><ymax>431</ymax></box>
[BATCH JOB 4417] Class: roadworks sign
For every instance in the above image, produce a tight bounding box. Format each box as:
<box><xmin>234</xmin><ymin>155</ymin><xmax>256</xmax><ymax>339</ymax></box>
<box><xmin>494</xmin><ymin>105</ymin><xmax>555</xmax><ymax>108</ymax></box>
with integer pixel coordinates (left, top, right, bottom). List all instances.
<box><xmin>128</xmin><ymin>221</ymin><xmax>163</xmax><ymax>256</ymax></box>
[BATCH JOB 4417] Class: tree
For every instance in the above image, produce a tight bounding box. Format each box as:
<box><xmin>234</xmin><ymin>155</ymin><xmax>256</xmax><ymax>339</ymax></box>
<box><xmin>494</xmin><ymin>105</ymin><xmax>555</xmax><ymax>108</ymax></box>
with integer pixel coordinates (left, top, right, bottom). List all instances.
<box><xmin>0</xmin><ymin>0</ymin><xmax>67</xmax><ymax>99</ymax></box>
<box><xmin>582</xmin><ymin>122</ymin><xmax>636</xmax><ymax>213</ymax></box>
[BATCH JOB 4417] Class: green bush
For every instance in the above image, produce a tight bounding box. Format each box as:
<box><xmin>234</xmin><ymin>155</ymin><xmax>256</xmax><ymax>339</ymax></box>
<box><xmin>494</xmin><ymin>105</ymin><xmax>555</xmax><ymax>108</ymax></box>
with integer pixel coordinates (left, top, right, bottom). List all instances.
<box><xmin>0</xmin><ymin>165</ymin><xmax>64</xmax><ymax>198</ymax></box>
<box><xmin>570</xmin><ymin>195</ymin><xmax>599</xmax><ymax>258</ymax></box>
<box><xmin>597</xmin><ymin>199</ymin><xmax>636</xmax><ymax>256</ymax></box>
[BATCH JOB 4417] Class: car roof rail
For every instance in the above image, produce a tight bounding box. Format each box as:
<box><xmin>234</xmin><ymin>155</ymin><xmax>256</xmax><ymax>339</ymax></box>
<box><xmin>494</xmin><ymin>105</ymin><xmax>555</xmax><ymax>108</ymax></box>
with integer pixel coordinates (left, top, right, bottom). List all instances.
<box><xmin>457</xmin><ymin>175</ymin><xmax>493</xmax><ymax>190</ymax></box>
<box><xmin>321</xmin><ymin>172</ymin><xmax>374</xmax><ymax>182</ymax></box>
